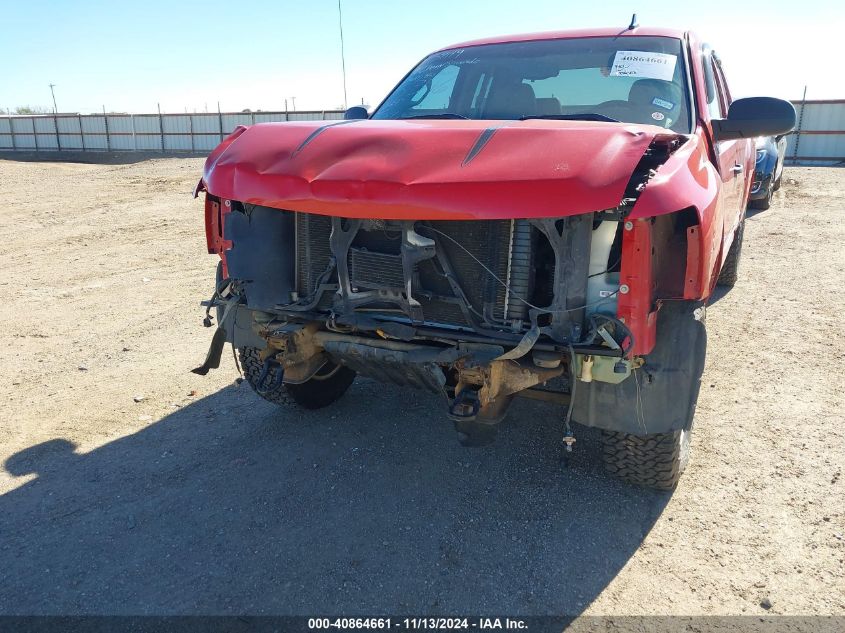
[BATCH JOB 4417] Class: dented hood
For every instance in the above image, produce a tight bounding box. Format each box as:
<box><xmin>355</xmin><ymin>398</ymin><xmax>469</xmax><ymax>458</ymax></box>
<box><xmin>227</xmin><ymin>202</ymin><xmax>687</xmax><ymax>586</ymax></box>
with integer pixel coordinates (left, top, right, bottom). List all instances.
<box><xmin>202</xmin><ymin>118</ymin><xmax>670</xmax><ymax>220</ymax></box>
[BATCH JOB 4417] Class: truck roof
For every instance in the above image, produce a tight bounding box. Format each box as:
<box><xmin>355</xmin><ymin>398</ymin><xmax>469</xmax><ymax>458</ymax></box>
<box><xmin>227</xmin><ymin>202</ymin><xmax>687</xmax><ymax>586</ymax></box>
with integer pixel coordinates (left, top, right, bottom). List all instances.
<box><xmin>439</xmin><ymin>27</ymin><xmax>689</xmax><ymax>52</ymax></box>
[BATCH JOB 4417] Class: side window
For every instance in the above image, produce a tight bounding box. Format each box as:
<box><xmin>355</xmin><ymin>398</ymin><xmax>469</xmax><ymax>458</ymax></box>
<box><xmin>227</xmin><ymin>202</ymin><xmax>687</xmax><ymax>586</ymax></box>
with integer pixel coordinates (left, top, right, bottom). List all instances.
<box><xmin>410</xmin><ymin>65</ymin><xmax>459</xmax><ymax>111</ymax></box>
<box><xmin>701</xmin><ymin>51</ymin><xmax>723</xmax><ymax>120</ymax></box>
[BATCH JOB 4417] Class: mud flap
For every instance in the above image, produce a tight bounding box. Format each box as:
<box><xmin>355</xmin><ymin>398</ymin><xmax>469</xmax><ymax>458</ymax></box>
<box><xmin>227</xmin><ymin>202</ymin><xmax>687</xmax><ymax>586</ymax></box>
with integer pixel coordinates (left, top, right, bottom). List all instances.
<box><xmin>191</xmin><ymin>327</ymin><xmax>227</xmax><ymax>376</ymax></box>
<box><xmin>572</xmin><ymin>301</ymin><xmax>706</xmax><ymax>435</ymax></box>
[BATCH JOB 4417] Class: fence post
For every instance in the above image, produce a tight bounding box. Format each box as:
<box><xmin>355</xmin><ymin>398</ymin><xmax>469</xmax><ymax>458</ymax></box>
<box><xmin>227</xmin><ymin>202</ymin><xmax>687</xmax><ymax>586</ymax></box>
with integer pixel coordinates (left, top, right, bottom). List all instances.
<box><xmin>158</xmin><ymin>103</ymin><xmax>165</xmax><ymax>152</ymax></box>
<box><xmin>131</xmin><ymin>114</ymin><xmax>136</xmax><ymax>150</ymax></box>
<box><xmin>188</xmin><ymin>113</ymin><xmax>194</xmax><ymax>153</ymax></box>
<box><xmin>33</xmin><ymin>117</ymin><xmax>39</xmax><ymax>153</ymax></box>
<box><xmin>8</xmin><ymin>116</ymin><xmax>15</xmax><ymax>151</ymax></box>
<box><xmin>78</xmin><ymin>114</ymin><xmax>86</xmax><ymax>151</ymax></box>
<box><xmin>217</xmin><ymin>101</ymin><xmax>223</xmax><ymax>142</ymax></box>
<box><xmin>791</xmin><ymin>86</ymin><xmax>807</xmax><ymax>165</ymax></box>
<box><xmin>54</xmin><ymin>114</ymin><xmax>61</xmax><ymax>151</ymax></box>
<box><xmin>103</xmin><ymin>106</ymin><xmax>111</xmax><ymax>151</ymax></box>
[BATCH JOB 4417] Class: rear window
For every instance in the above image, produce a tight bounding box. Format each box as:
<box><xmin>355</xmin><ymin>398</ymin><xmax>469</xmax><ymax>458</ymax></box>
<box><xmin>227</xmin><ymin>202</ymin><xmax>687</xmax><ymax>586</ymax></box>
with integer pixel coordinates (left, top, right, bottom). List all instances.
<box><xmin>373</xmin><ymin>36</ymin><xmax>691</xmax><ymax>133</ymax></box>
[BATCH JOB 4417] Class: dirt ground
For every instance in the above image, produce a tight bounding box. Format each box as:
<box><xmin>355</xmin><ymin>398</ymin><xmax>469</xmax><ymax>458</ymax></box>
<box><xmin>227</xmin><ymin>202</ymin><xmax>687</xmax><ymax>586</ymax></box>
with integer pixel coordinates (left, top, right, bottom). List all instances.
<box><xmin>0</xmin><ymin>156</ymin><xmax>842</xmax><ymax>616</ymax></box>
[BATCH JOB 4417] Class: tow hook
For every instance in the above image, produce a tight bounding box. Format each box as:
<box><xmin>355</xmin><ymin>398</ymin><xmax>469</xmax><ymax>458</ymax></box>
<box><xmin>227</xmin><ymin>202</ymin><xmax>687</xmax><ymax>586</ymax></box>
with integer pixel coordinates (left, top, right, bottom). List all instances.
<box><xmin>450</xmin><ymin>389</ymin><xmax>499</xmax><ymax>446</ymax></box>
<box><xmin>448</xmin><ymin>388</ymin><xmax>481</xmax><ymax>422</ymax></box>
<box><xmin>255</xmin><ymin>357</ymin><xmax>285</xmax><ymax>395</ymax></box>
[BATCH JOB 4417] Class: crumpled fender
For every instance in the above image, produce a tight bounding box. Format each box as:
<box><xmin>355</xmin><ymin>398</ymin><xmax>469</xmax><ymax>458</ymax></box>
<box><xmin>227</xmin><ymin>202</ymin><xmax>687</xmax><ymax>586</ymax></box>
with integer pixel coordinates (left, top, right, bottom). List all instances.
<box><xmin>201</xmin><ymin>119</ymin><xmax>666</xmax><ymax>221</ymax></box>
<box><xmin>629</xmin><ymin>132</ymin><xmax>721</xmax><ymax>299</ymax></box>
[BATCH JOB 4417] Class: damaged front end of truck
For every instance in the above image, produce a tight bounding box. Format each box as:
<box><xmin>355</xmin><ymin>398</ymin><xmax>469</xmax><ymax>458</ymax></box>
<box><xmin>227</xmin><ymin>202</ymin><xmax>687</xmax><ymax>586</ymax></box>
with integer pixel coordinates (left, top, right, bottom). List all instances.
<box><xmin>192</xmin><ymin>119</ymin><xmax>710</xmax><ymax>456</ymax></box>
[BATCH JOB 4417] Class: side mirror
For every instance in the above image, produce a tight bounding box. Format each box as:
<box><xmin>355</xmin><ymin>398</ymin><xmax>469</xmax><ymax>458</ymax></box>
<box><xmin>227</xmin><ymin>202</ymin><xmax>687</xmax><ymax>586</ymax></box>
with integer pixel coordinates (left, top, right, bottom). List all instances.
<box><xmin>344</xmin><ymin>106</ymin><xmax>369</xmax><ymax>120</ymax></box>
<box><xmin>712</xmin><ymin>97</ymin><xmax>796</xmax><ymax>141</ymax></box>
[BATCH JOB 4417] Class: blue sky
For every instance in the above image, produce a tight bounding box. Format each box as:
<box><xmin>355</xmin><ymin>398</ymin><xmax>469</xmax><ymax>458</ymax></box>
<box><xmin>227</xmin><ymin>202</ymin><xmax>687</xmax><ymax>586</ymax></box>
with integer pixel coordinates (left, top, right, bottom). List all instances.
<box><xmin>1</xmin><ymin>0</ymin><xmax>841</xmax><ymax>114</ymax></box>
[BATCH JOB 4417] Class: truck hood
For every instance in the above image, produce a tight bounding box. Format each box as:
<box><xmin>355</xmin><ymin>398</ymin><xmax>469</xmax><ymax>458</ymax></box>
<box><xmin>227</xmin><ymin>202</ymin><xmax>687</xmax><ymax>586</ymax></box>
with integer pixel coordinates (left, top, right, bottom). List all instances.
<box><xmin>202</xmin><ymin>119</ymin><xmax>676</xmax><ymax>220</ymax></box>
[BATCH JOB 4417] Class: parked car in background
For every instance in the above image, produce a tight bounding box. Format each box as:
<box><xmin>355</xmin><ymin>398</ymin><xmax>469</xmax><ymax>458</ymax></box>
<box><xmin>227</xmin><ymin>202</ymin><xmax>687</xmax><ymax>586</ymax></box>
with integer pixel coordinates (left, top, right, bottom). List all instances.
<box><xmin>194</xmin><ymin>25</ymin><xmax>795</xmax><ymax>490</ymax></box>
<box><xmin>749</xmin><ymin>134</ymin><xmax>788</xmax><ymax>210</ymax></box>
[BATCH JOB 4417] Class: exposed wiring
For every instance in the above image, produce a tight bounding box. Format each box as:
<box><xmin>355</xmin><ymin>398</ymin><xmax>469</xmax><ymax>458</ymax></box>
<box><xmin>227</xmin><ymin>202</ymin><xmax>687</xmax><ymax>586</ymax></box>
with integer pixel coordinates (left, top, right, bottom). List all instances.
<box><xmin>633</xmin><ymin>367</ymin><xmax>648</xmax><ymax>434</ymax></box>
<box><xmin>572</xmin><ymin>291</ymin><xmax>619</xmax><ymax>314</ymax></box>
<box><xmin>204</xmin><ymin>276</ymin><xmax>241</xmax><ymax>326</ymax></box>
<box><xmin>582</xmin><ymin>313</ymin><xmax>635</xmax><ymax>354</ymax></box>
<box><xmin>564</xmin><ymin>343</ymin><xmax>577</xmax><ymax>433</ymax></box>
<box><xmin>588</xmin><ymin>255</ymin><xmax>622</xmax><ymax>278</ymax></box>
<box><xmin>418</xmin><ymin>225</ymin><xmax>545</xmax><ymax>311</ymax></box>
<box><xmin>426</xmin><ymin>255</ymin><xmax>489</xmax><ymax>322</ymax></box>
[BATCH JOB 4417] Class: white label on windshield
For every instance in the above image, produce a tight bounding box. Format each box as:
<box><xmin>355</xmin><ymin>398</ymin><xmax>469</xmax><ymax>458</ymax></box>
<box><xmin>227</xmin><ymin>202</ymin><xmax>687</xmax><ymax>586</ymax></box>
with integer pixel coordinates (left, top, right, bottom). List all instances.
<box><xmin>610</xmin><ymin>51</ymin><xmax>677</xmax><ymax>81</ymax></box>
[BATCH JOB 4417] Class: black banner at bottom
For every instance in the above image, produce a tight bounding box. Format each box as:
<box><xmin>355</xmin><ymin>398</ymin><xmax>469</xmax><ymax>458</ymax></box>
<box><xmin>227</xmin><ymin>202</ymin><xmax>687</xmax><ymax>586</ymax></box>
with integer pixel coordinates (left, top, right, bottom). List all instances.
<box><xmin>0</xmin><ymin>617</ymin><xmax>843</xmax><ymax>633</ymax></box>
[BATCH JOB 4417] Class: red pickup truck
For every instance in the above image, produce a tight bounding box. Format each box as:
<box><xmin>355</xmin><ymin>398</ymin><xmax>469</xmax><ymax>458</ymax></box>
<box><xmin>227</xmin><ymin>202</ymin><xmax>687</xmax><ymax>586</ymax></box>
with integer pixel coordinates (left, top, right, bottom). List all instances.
<box><xmin>194</xmin><ymin>25</ymin><xmax>795</xmax><ymax>489</ymax></box>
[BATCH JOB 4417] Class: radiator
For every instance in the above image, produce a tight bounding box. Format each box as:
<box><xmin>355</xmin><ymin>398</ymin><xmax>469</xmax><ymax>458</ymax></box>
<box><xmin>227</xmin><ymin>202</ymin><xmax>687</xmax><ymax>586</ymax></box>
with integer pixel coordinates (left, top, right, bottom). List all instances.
<box><xmin>295</xmin><ymin>213</ymin><xmax>530</xmax><ymax>329</ymax></box>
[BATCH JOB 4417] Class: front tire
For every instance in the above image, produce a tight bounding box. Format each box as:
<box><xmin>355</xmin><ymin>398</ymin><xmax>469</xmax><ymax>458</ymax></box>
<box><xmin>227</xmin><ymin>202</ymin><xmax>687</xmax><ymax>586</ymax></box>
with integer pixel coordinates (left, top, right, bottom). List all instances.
<box><xmin>601</xmin><ymin>427</ymin><xmax>692</xmax><ymax>491</ymax></box>
<box><xmin>577</xmin><ymin>302</ymin><xmax>705</xmax><ymax>491</ymax></box>
<box><xmin>239</xmin><ymin>347</ymin><xmax>356</xmax><ymax>409</ymax></box>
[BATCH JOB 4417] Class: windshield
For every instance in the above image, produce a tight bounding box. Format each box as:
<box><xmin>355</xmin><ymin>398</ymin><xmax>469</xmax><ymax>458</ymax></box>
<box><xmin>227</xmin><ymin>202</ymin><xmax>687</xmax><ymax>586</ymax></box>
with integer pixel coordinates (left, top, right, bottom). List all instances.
<box><xmin>373</xmin><ymin>36</ymin><xmax>692</xmax><ymax>133</ymax></box>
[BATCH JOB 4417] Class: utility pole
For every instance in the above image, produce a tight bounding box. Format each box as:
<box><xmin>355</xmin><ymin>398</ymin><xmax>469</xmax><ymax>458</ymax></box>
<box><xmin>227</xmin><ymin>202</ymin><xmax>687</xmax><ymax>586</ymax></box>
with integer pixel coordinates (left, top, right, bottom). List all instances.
<box><xmin>337</xmin><ymin>0</ymin><xmax>348</xmax><ymax>110</ymax></box>
<box><xmin>48</xmin><ymin>83</ymin><xmax>58</xmax><ymax>113</ymax></box>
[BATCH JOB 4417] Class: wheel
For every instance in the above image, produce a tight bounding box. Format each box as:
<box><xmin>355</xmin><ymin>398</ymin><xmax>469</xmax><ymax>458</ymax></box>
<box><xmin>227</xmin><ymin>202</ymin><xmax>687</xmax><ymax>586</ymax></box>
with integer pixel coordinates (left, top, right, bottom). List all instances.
<box><xmin>581</xmin><ymin>302</ymin><xmax>705</xmax><ymax>491</ymax></box>
<box><xmin>601</xmin><ymin>428</ymin><xmax>692</xmax><ymax>491</ymax></box>
<box><xmin>239</xmin><ymin>346</ymin><xmax>356</xmax><ymax>409</ymax></box>
<box><xmin>749</xmin><ymin>179</ymin><xmax>773</xmax><ymax>210</ymax></box>
<box><xmin>717</xmin><ymin>216</ymin><xmax>745</xmax><ymax>287</ymax></box>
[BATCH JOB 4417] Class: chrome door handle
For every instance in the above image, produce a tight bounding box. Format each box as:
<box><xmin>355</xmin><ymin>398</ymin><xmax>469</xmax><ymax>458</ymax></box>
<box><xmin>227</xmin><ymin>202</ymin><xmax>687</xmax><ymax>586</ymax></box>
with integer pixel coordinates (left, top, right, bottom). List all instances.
<box><xmin>731</xmin><ymin>163</ymin><xmax>743</xmax><ymax>175</ymax></box>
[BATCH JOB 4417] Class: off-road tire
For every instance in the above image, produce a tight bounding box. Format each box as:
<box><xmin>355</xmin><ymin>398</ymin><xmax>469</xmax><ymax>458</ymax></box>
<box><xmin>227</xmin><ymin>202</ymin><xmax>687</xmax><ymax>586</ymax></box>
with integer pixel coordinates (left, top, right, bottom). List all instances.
<box><xmin>717</xmin><ymin>216</ymin><xmax>745</xmax><ymax>287</ymax></box>
<box><xmin>239</xmin><ymin>347</ymin><xmax>356</xmax><ymax>409</ymax></box>
<box><xmin>601</xmin><ymin>428</ymin><xmax>692</xmax><ymax>491</ymax></box>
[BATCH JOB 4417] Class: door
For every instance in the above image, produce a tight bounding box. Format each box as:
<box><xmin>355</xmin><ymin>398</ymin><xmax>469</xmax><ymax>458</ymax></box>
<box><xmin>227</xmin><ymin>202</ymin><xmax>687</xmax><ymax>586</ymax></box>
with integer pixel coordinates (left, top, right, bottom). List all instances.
<box><xmin>703</xmin><ymin>50</ymin><xmax>747</xmax><ymax>251</ymax></box>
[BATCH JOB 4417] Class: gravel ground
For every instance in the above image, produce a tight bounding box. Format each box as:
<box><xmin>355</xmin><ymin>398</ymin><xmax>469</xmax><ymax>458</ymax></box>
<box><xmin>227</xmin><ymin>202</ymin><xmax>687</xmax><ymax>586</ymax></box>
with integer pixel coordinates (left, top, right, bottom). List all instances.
<box><xmin>0</xmin><ymin>156</ymin><xmax>842</xmax><ymax>616</ymax></box>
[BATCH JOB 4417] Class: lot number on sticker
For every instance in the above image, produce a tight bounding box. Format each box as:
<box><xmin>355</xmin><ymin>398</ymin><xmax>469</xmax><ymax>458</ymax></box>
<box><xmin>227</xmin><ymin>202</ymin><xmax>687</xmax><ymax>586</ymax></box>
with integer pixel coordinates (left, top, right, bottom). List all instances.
<box><xmin>652</xmin><ymin>97</ymin><xmax>674</xmax><ymax>110</ymax></box>
<box><xmin>611</xmin><ymin>51</ymin><xmax>677</xmax><ymax>81</ymax></box>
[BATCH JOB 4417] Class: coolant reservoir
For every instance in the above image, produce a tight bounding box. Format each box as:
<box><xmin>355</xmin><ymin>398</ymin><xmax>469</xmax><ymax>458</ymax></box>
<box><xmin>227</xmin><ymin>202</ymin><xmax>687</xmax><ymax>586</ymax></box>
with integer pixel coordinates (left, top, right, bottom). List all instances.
<box><xmin>586</xmin><ymin>220</ymin><xmax>619</xmax><ymax>317</ymax></box>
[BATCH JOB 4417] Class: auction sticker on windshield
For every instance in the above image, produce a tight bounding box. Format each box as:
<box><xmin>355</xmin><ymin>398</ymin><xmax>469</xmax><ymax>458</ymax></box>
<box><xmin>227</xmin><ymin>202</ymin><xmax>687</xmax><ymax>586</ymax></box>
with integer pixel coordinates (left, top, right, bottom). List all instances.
<box><xmin>610</xmin><ymin>51</ymin><xmax>677</xmax><ymax>81</ymax></box>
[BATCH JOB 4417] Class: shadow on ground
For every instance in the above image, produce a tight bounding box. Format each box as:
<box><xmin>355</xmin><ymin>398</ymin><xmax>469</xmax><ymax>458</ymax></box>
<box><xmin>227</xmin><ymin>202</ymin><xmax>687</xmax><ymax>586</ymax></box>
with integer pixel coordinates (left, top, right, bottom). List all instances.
<box><xmin>0</xmin><ymin>379</ymin><xmax>670</xmax><ymax>615</ymax></box>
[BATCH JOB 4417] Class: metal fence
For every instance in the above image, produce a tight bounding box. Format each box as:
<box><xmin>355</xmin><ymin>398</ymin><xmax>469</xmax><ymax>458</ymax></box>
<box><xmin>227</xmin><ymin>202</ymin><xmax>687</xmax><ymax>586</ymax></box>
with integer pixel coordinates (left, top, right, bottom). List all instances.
<box><xmin>784</xmin><ymin>100</ymin><xmax>845</xmax><ymax>165</ymax></box>
<box><xmin>0</xmin><ymin>110</ymin><xmax>345</xmax><ymax>153</ymax></box>
<box><xmin>2</xmin><ymin>102</ymin><xmax>843</xmax><ymax>164</ymax></box>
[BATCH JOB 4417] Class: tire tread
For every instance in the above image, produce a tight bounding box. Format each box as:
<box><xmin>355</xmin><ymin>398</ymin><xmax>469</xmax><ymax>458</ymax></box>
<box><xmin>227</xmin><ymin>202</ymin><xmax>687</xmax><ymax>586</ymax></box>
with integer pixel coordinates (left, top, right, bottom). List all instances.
<box><xmin>239</xmin><ymin>347</ymin><xmax>355</xmax><ymax>410</ymax></box>
<box><xmin>601</xmin><ymin>430</ymin><xmax>687</xmax><ymax>490</ymax></box>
